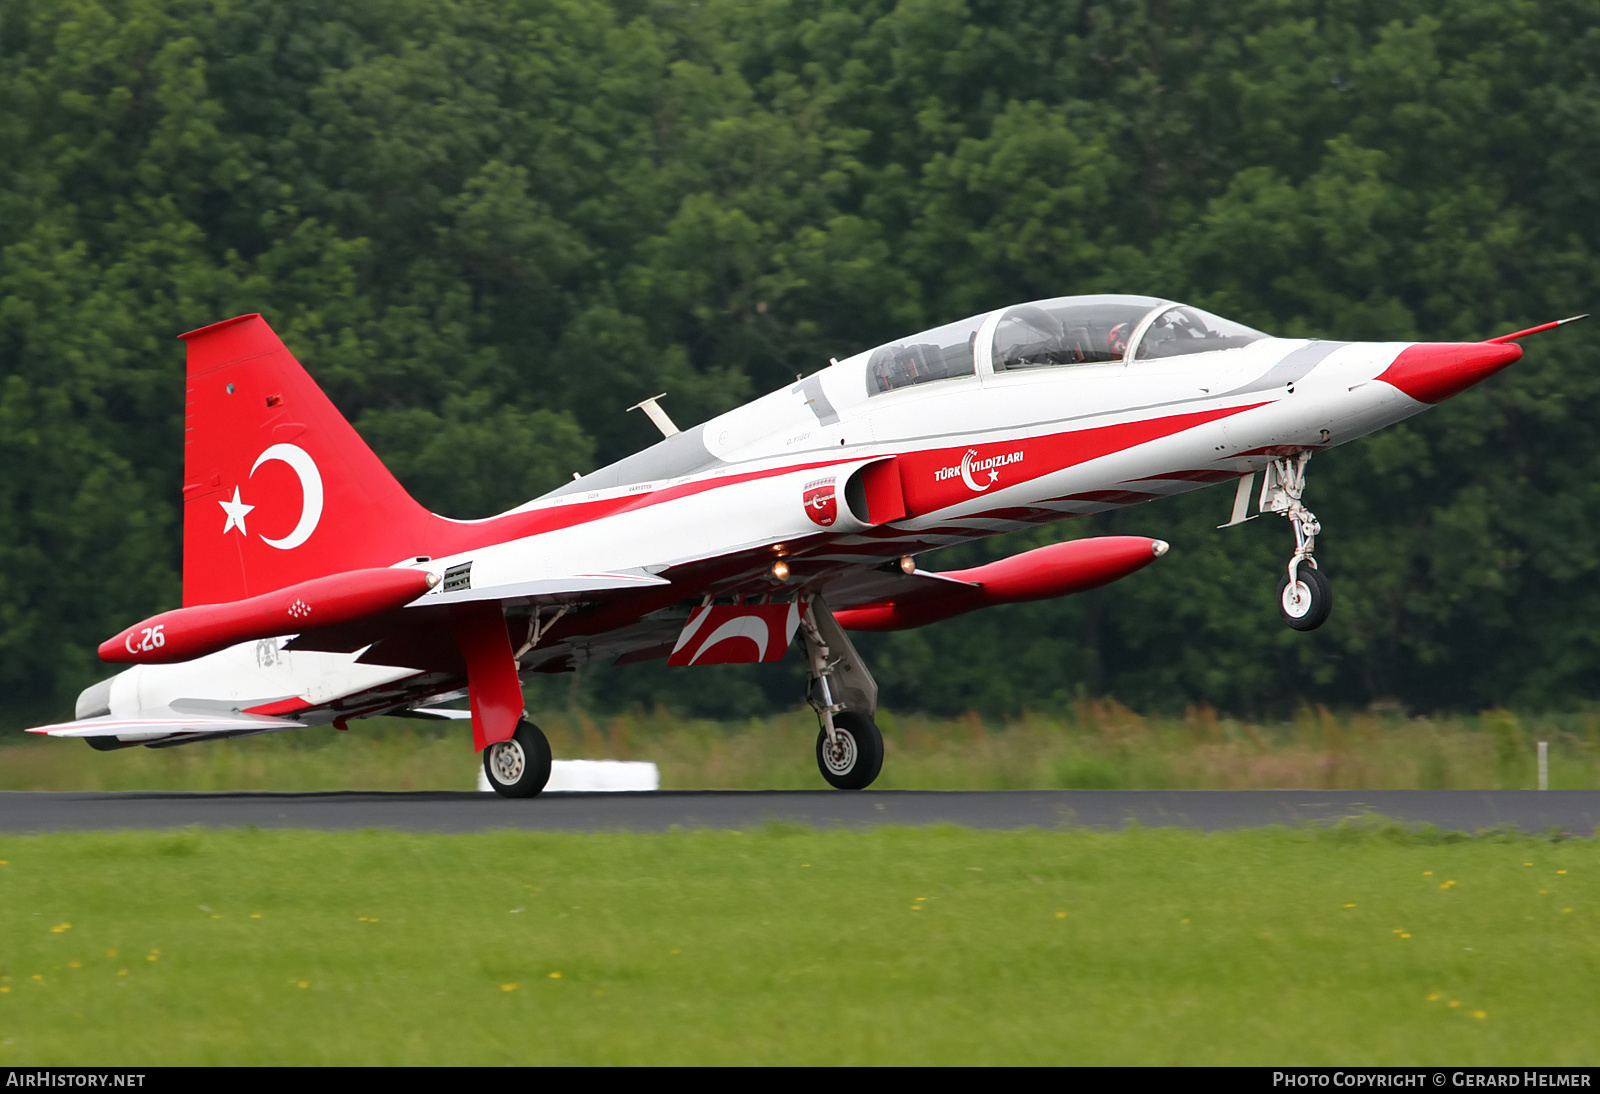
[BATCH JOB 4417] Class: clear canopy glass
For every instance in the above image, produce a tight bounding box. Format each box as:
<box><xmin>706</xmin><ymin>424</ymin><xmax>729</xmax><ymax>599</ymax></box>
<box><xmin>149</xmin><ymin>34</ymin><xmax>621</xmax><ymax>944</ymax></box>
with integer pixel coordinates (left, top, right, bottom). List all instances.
<box><xmin>991</xmin><ymin>295</ymin><xmax>1162</xmax><ymax>370</ymax></box>
<box><xmin>991</xmin><ymin>294</ymin><xmax>1267</xmax><ymax>370</ymax></box>
<box><xmin>865</xmin><ymin>311</ymin><xmax>990</xmax><ymax>395</ymax></box>
<box><xmin>1130</xmin><ymin>304</ymin><xmax>1268</xmax><ymax>360</ymax></box>
<box><xmin>858</xmin><ymin>296</ymin><xmax>1270</xmax><ymax>395</ymax></box>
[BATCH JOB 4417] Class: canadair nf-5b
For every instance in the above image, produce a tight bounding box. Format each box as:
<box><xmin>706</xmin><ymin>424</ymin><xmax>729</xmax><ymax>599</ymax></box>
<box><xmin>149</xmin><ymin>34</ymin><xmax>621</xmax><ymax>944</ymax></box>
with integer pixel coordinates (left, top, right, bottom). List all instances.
<box><xmin>30</xmin><ymin>296</ymin><xmax>1582</xmax><ymax>794</ymax></box>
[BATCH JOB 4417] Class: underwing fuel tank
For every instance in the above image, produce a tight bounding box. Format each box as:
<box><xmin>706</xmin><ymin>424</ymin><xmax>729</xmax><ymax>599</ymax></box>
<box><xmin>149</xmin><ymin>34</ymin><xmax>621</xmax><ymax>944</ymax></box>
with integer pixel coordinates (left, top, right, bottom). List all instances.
<box><xmin>833</xmin><ymin>536</ymin><xmax>1168</xmax><ymax>632</ymax></box>
<box><xmin>100</xmin><ymin>567</ymin><xmax>439</xmax><ymax>665</ymax></box>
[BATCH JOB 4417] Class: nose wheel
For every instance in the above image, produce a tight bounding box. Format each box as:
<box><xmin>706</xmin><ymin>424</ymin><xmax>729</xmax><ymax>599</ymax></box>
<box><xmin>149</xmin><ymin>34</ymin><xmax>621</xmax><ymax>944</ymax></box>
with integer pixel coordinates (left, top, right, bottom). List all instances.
<box><xmin>1261</xmin><ymin>452</ymin><xmax>1333</xmax><ymax>632</ymax></box>
<box><xmin>1278</xmin><ymin>563</ymin><xmax>1332</xmax><ymax>631</ymax></box>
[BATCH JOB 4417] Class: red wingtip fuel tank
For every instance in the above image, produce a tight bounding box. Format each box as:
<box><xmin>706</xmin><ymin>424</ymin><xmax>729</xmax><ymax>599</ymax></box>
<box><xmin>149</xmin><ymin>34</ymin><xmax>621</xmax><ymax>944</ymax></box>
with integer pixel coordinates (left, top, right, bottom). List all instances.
<box><xmin>101</xmin><ymin>567</ymin><xmax>438</xmax><ymax>665</ymax></box>
<box><xmin>1376</xmin><ymin>342</ymin><xmax>1523</xmax><ymax>405</ymax></box>
<box><xmin>834</xmin><ymin>536</ymin><xmax>1168</xmax><ymax>632</ymax></box>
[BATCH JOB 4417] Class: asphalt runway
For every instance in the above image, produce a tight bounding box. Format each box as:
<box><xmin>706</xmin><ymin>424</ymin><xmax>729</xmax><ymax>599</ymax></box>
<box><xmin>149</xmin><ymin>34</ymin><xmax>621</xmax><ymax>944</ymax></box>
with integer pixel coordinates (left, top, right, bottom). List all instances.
<box><xmin>1</xmin><ymin>788</ymin><xmax>1598</xmax><ymax>835</ymax></box>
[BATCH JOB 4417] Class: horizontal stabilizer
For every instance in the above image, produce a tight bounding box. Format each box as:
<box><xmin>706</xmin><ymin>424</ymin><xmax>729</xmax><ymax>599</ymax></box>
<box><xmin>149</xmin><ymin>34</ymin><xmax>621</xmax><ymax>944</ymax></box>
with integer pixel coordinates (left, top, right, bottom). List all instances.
<box><xmin>27</xmin><ymin>712</ymin><xmax>307</xmax><ymax>740</ymax></box>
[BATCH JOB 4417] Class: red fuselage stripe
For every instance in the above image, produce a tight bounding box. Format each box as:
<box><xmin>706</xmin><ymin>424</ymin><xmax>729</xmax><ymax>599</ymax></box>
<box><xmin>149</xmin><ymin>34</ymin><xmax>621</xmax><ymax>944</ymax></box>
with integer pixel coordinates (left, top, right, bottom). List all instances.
<box><xmin>413</xmin><ymin>401</ymin><xmax>1266</xmax><ymax>559</ymax></box>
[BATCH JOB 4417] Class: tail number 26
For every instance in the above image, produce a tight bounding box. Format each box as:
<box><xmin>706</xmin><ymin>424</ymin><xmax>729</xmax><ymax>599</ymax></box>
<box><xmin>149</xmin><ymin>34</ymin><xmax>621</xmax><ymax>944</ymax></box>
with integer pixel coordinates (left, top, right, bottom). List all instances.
<box><xmin>126</xmin><ymin>625</ymin><xmax>166</xmax><ymax>654</ymax></box>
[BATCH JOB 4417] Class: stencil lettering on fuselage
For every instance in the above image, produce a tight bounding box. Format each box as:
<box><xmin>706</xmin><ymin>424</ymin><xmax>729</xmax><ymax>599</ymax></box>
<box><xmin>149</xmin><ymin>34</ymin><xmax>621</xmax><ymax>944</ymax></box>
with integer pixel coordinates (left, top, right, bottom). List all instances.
<box><xmin>900</xmin><ymin>404</ymin><xmax>1267</xmax><ymax>516</ymax></box>
<box><xmin>933</xmin><ymin>448</ymin><xmax>1025</xmax><ymax>492</ymax></box>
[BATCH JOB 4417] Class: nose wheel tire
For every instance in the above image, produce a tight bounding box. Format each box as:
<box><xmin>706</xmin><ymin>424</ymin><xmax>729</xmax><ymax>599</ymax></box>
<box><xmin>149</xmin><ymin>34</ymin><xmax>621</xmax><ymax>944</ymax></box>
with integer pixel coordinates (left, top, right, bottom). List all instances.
<box><xmin>482</xmin><ymin>719</ymin><xmax>552</xmax><ymax>798</ymax></box>
<box><xmin>816</xmin><ymin>711</ymin><xmax>884</xmax><ymax>790</ymax></box>
<box><xmin>1278</xmin><ymin>565</ymin><xmax>1332</xmax><ymax>631</ymax></box>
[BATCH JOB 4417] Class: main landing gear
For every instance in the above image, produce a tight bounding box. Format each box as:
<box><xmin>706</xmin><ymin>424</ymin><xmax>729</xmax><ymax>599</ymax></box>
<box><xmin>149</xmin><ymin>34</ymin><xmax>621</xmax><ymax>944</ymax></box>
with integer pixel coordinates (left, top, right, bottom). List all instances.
<box><xmin>799</xmin><ymin>597</ymin><xmax>884</xmax><ymax>789</ymax></box>
<box><xmin>1262</xmin><ymin>452</ymin><xmax>1332</xmax><ymax>631</ymax></box>
<box><xmin>482</xmin><ymin>719</ymin><xmax>552</xmax><ymax>798</ymax></box>
<box><xmin>816</xmin><ymin>711</ymin><xmax>885</xmax><ymax>791</ymax></box>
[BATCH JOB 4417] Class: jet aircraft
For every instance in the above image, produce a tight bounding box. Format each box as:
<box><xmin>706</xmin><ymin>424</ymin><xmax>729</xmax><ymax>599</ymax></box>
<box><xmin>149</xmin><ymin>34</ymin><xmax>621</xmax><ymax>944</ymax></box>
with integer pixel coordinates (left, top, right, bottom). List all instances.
<box><xmin>27</xmin><ymin>296</ymin><xmax>1581</xmax><ymax>794</ymax></box>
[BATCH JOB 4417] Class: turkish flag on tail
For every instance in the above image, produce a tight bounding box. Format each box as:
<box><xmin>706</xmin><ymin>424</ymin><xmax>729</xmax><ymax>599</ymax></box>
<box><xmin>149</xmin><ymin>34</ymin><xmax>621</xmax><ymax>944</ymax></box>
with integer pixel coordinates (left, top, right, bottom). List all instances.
<box><xmin>180</xmin><ymin>315</ymin><xmax>432</xmax><ymax>607</ymax></box>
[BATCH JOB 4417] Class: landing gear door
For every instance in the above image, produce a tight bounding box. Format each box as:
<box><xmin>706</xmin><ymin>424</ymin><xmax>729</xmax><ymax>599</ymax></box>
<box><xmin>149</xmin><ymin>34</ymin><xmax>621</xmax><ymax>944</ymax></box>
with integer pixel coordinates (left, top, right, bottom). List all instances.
<box><xmin>801</xmin><ymin>596</ymin><xmax>878</xmax><ymax>718</ymax></box>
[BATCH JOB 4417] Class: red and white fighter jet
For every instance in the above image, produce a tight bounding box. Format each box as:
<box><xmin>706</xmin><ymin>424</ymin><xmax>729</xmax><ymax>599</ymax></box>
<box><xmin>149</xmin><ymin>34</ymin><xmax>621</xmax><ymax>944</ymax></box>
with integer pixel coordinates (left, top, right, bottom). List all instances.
<box><xmin>28</xmin><ymin>296</ymin><xmax>1581</xmax><ymax>794</ymax></box>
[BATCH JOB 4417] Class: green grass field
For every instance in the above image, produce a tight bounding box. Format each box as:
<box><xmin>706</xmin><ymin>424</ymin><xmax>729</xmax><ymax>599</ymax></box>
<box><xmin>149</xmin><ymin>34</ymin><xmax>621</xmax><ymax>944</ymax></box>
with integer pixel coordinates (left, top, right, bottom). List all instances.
<box><xmin>0</xmin><ymin>822</ymin><xmax>1594</xmax><ymax>1065</ymax></box>
<box><xmin>4</xmin><ymin>703</ymin><xmax>1598</xmax><ymax>792</ymax></box>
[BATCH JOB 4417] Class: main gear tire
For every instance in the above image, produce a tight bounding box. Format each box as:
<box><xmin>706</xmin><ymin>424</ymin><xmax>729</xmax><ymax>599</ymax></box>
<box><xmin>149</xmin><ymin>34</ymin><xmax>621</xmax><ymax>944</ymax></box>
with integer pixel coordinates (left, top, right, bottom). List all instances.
<box><xmin>1278</xmin><ymin>564</ymin><xmax>1333</xmax><ymax>632</ymax></box>
<box><xmin>815</xmin><ymin>711</ymin><xmax>884</xmax><ymax>790</ymax></box>
<box><xmin>482</xmin><ymin>719</ymin><xmax>553</xmax><ymax>798</ymax></box>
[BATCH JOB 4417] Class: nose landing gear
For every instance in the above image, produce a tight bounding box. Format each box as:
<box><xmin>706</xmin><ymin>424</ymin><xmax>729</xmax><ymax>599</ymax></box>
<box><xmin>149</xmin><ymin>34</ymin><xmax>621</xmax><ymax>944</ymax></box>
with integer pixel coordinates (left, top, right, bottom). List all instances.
<box><xmin>1262</xmin><ymin>452</ymin><xmax>1332</xmax><ymax>631</ymax></box>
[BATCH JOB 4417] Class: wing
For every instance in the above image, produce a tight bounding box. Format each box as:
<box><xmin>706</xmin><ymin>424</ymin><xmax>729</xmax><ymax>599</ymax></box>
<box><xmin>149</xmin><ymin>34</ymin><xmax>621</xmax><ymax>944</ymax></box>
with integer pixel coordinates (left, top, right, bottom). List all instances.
<box><xmin>813</xmin><ymin>565</ymin><xmax>978</xmax><ymax>610</ymax></box>
<box><xmin>420</xmin><ymin>567</ymin><xmax>669</xmax><ymax>607</ymax></box>
<box><xmin>281</xmin><ymin>568</ymin><xmax>672</xmax><ymax>658</ymax></box>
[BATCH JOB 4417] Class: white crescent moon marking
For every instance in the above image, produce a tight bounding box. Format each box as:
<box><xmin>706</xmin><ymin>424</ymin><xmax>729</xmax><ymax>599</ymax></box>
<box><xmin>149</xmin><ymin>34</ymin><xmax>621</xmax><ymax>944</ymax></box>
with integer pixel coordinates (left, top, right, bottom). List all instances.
<box><xmin>690</xmin><ymin>617</ymin><xmax>771</xmax><ymax>664</ymax></box>
<box><xmin>959</xmin><ymin>450</ymin><xmax>992</xmax><ymax>492</ymax></box>
<box><xmin>249</xmin><ymin>443</ymin><xmax>324</xmax><ymax>550</ymax></box>
<box><xmin>670</xmin><ymin>607</ymin><xmax>715</xmax><ymax>656</ymax></box>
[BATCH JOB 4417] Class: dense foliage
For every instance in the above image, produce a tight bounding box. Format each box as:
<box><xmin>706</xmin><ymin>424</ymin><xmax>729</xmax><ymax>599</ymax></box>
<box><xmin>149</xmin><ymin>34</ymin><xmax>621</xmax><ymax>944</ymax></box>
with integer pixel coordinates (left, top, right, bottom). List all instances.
<box><xmin>3</xmin><ymin>0</ymin><xmax>1598</xmax><ymax>722</ymax></box>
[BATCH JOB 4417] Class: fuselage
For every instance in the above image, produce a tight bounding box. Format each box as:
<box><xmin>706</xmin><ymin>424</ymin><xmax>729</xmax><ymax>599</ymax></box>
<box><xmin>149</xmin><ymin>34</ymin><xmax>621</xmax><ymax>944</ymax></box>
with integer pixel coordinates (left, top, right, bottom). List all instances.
<box><xmin>61</xmin><ymin>294</ymin><xmax>1491</xmax><ymax>737</ymax></box>
<box><xmin>422</xmin><ymin>295</ymin><xmax>1423</xmax><ymax>588</ymax></box>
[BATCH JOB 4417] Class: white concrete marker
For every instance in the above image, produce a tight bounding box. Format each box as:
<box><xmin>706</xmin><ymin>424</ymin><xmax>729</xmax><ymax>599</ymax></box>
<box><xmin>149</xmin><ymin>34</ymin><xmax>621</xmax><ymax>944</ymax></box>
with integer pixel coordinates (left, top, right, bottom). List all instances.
<box><xmin>477</xmin><ymin>759</ymin><xmax>660</xmax><ymax>793</ymax></box>
<box><xmin>1538</xmin><ymin>740</ymin><xmax>1549</xmax><ymax>791</ymax></box>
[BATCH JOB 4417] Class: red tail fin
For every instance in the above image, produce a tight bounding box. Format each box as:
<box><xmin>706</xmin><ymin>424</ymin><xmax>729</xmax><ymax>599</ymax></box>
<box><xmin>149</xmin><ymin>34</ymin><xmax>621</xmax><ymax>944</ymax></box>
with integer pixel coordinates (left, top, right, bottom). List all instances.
<box><xmin>181</xmin><ymin>315</ymin><xmax>432</xmax><ymax>606</ymax></box>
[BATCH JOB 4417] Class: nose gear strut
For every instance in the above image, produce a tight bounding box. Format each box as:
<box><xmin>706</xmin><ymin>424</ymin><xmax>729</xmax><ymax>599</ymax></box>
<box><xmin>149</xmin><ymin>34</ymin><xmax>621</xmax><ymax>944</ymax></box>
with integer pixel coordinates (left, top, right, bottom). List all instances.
<box><xmin>1260</xmin><ymin>452</ymin><xmax>1332</xmax><ymax>631</ymax></box>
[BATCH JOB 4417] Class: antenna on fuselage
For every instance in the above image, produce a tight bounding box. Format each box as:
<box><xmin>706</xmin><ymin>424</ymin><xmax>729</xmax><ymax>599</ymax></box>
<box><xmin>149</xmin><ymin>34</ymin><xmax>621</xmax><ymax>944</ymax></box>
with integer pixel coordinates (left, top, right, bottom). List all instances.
<box><xmin>627</xmin><ymin>393</ymin><xmax>680</xmax><ymax>438</ymax></box>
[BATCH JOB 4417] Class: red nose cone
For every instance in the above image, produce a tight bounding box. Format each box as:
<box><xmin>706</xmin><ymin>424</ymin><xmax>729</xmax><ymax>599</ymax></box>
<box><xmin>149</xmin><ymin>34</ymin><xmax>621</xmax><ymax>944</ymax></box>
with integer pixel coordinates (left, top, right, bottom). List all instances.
<box><xmin>1376</xmin><ymin>342</ymin><xmax>1523</xmax><ymax>404</ymax></box>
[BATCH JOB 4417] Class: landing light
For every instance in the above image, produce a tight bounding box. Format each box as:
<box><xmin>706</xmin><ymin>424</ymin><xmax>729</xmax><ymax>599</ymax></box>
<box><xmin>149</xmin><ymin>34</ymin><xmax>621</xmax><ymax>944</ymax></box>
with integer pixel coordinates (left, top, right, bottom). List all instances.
<box><xmin>770</xmin><ymin>560</ymin><xmax>790</xmax><ymax>581</ymax></box>
<box><xmin>899</xmin><ymin>555</ymin><xmax>916</xmax><ymax>574</ymax></box>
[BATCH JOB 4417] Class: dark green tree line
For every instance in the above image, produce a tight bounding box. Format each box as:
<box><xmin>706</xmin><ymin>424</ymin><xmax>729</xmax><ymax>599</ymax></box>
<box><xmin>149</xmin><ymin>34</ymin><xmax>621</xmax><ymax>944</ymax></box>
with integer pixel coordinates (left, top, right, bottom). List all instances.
<box><xmin>3</xmin><ymin>0</ymin><xmax>1599</xmax><ymax>722</ymax></box>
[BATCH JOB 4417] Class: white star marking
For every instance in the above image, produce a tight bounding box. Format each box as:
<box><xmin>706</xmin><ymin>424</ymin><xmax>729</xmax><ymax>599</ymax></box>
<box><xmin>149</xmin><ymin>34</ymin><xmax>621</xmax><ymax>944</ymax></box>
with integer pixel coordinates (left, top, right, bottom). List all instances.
<box><xmin>219</xmin><ymin>487</ymin><xmax>254</xmax><ymax>536</ymax></box>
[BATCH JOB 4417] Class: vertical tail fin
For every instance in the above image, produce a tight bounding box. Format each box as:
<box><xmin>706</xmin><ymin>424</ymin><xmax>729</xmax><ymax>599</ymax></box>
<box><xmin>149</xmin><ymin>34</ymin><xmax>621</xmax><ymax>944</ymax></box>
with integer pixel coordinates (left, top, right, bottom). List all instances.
<box><xmin>181</xmin><ymin>315</ymin><xmax>432</xmax><ymax>606</ymax></box>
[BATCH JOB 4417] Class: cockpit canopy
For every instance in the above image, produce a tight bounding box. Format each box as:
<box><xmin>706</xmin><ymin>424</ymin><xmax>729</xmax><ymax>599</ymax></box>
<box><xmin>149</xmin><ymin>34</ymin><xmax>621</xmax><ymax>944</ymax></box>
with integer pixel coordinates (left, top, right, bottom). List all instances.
<box><xmin>865</xmin><ymin>312</ymin><xmax>987</xmax><ymax>395</ymax></box>
<box><xmin>992</xmin><ymin>295</ymin><xmax>1153</xmax><ymax>369</ymax></box>
<box><xmin>992</xmin><ymin>294</ymin><xmax>1268</xmax><ymax>371</ymax></box>
<box><xmin>863</xmin><ymin>294</ymin><xmax>1269</xmax><ymax>395</ymax></box>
